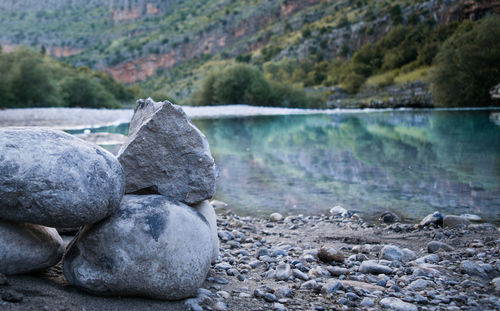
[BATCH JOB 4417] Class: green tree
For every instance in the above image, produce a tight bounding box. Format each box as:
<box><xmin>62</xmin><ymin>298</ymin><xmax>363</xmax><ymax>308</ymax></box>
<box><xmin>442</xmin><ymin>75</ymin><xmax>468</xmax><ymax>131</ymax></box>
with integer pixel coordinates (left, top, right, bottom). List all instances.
<box><xmin>430</xmin><ymin>16</ymin><xmax>500</xmax><ymax>107</ymax></box>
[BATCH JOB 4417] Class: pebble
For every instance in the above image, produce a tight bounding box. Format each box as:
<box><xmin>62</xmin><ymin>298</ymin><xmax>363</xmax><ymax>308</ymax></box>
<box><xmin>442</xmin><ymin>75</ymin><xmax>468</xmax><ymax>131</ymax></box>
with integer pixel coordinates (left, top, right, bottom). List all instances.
<box><xmin>492</xmin><ymin>277</ymin><xmax>500</xmax><ymax>293</ymax></box>
<box><xmin>359</xmin><ymin>260</ymin><xmax>393</xmax><ymax>275</ymax></box>
<box><xmin>292</xmin><ymin>269</ymin><xmax>309</xmax><ymax>281</ymax></box>
<box><xmin>379</xmin><ymin>297</ymin><xmax>417</xmax><ymax>311</ymax></box>
<box><xmin>263</xmin><ymin>293</ymin><xmax>277</xmax><ymax>303</ymax></box>
<box><xmin>273</xmin><ymin>302</ymin><xmax>286</xmax><ymax>311</ymax></box>
<box><xmin>361</xmin><ymin>297</ymin><xmax>375</xmax><ymax>307</ymax></box>
<box><xmin>379</xmin><ymin>211</ymin><xmax>400</xmax><ymax>223</ymax></box>
<box><xmin>317</xmin><ymin>246</ymin><xmax>344</xmax><ymax>263</ymax></box>
<box><xmin>326</xmin><ymin>266</ymin><xmax>349</xmax><ymax>276</ymax></box>
<box><xmin>300</xmin><ymin>280</ymin><xmax>317</xmax><ymax>290</ymax></box>
<box><xmin>0</xmin><ymin>273</ymin><xmax>7</xmax><ymax>286</ymax></box>
<box><xmin>427</xmin><ymin>241</ymin><xmax>454</xmax><ymax>253</ymax></box>
<box><xmin>419</xmin><ymin>211</ymin><xmax>444</xmax><ymax>227</ymax></box>
<box><xmin>443</xmin><ymin>215</ymin><xmax>471</xmax><ymax>228</ymax></box>
<box><xmin>270</xmin><ymin>213</ymin><xmax>284</xmax><ymax>222</ymax></box>
<box><xmin>408</xmin><ymin>279</ymin><xmax>428</xmax><ymax>291</ymax></box>
<box><xmin>460</xmin><ymin>260</ymin><xmax>487</xmax><ymax>278</ymax></box>
<box><xmin>214</xmin><ymin>301</ymin><xmax>227</xmax><ymax>310</ymax></box>
<box><xmin>321</xmin><ymin>280</ymin><xmax>342</xmax><ymax>295</ymax></box>
<box><xmin>215</xmin><ymin>262</ymin><xmax>232</xmax><ymax>270</ymax></box>
<box><xmin>380</xmin><ymin>245</ymin><xmax>404</xmax><ymax>261</ymax></box>
<box><xmin>275</xmin><ymin>264</ymin><xmax>291</xmax><ymax>281</ymax></box>
<box><xmin>1</xmin><ymin>290</ymin><xmax>23</xmax><ymax>303</ymax></box>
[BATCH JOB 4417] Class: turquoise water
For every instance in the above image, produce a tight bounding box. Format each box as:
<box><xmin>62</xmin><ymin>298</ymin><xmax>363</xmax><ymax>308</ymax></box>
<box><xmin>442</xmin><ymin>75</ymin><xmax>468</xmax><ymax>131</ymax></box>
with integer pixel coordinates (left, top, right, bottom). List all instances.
<box><xmin>72</xmin><ymin>109</ymin><xmax>500</xmax><ymax>223</ymax></box>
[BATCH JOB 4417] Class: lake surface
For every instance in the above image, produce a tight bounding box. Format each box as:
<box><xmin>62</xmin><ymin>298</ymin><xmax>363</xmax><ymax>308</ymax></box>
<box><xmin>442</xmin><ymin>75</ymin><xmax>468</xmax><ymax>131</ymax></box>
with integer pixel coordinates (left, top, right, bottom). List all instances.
<box><xmin>71</xmin><ymin>109</ymin><xmax>500</xmax><ymax>223</ymax></box>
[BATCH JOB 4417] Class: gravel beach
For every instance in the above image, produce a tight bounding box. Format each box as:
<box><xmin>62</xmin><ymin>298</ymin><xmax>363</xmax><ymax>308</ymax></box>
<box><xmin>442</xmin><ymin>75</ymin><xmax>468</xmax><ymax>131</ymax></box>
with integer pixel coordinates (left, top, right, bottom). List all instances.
<box><xmin>1</xmin><ymin>208</ymin><xmax>499</xmax><ymax>311</ymax></box>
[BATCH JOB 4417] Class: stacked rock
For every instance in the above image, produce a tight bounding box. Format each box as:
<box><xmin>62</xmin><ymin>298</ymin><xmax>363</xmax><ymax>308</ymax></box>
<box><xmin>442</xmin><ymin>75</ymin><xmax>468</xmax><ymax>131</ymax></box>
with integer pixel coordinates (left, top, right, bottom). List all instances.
<box><xmin>0</xmin><ymin>98</ymin><xmax>219</xmax><ymax>300</ymax></box>
<box><xmin>63</xmin><ymin>98</ymin><xmax>219</xmax><ymax>300</ymax></box>
<box><xmin>0</xmin><ymin>128</ymin><xmax>124</xmax><ymax>274</ymax></box>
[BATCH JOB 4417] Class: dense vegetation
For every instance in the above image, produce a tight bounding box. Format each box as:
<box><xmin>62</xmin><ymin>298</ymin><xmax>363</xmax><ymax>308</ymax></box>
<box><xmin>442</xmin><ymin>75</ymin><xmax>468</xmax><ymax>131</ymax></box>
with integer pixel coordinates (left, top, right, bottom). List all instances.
<box><xmin>0</xmin><ymin>0</ymin><xmax>498</xmax><ymax>108</ymax></box>
<box><xmin>0</xmin><ymin>48</ymin><xmax>137</xmax><ymax>108</ymax></box>
<box><xmin>189</xmin><ymin>63</ymin><xmax>322</xmax><ymax>108</ymax></box>
<box><xmin>430</xmin><ymin>16</ymin><xmax>500</xmax><ymax>107</ymax></box>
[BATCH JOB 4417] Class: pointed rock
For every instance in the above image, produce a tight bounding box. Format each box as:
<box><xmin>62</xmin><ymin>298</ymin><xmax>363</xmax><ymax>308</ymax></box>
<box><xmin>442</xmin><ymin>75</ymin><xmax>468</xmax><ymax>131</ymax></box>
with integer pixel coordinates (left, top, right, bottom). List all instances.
<box><xmin>117</xmin><ymin>98</ymin><xmax>217</xmax><ymax>204</ymax></box>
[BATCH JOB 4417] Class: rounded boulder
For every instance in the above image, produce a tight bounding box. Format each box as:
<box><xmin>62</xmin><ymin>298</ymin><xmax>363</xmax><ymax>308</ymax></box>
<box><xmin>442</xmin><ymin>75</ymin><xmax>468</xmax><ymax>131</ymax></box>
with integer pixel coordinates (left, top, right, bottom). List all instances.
<box><xmin>0</xmin><ymin>219</ymin><xmax>64</xmax><ymax>275</ymax></box>
<box><xmin>0</xmin><ymin>127</ymin><xmax>125</xmax><ymax>227</ymax></box>
<box><xmin>63</xmin><ymin>195</ymin><xmax>213</xmax><ymax>300</ymax></box>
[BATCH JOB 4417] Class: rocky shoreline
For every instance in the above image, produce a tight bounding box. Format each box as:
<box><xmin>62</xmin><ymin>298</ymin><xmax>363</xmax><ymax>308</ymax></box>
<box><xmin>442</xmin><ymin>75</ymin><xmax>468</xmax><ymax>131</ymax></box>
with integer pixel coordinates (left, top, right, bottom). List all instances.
<box><xmin>1</xmin><ymin>207</ymin><xmax>499</xmax><ymax>311</ymax></box>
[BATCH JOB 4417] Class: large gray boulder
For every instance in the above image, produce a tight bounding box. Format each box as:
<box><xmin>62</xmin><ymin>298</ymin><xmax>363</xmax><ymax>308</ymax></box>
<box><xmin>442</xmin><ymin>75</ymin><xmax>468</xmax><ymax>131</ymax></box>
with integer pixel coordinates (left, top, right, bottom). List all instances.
<box><xmin>63</xmin><ymin>195</ymin><xmax>213</xmax><ymax>300</ymax></box>
<box><xmin>192</xmin><ymin>200</ymin><xmax>219</xmax><ymax>263</ymax></box>
<box><xmin>0</xmin><ymin>219</ymin><xmax>64</xmax><ymax>275</ymax></box>
<box><xmin>0</xmin><ymin>127</ymin><xmax>125</xmax><ymax>227</ymax></box>
<box><xmin>117</xmin><ymin>98</ymin><xmax>217</xmax><ymax>205</ymax></box>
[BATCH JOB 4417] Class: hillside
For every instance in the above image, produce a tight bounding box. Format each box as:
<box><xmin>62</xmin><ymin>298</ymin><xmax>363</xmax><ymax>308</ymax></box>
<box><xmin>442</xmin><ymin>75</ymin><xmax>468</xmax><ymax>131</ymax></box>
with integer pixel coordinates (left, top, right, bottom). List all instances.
<box><xmin>0</xmin><ymin>0</ymin><xmax>497</xmax><ymax>106</ymax></box>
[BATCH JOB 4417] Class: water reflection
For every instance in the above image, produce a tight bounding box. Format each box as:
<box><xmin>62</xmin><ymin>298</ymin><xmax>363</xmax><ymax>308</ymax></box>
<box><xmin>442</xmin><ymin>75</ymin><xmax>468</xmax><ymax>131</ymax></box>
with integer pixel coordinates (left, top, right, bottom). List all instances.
<box><xmin>74</xmin><ymin>110</ymin><xmax>500</xmax><ymax>223</ymax></box>
<box><xmin>194</xmin><ymin>110</ymin><xmax>500</xmax><ymax>223</ymax></box>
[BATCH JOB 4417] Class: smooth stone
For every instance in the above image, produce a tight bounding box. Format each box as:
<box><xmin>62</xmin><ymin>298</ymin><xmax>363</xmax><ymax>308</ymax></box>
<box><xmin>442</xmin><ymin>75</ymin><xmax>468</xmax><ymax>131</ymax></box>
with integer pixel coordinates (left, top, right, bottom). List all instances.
<box><xmin>0</xmin><ymin>219</ymin><xmax>64</xmax><ymax>275</ymax></box>
<box><xmin>192</xmin><ymin>200</ymin><xmax>219</xmax><ymax>263</ymax></box>
<box><xmin>491</xmin><ymin>277</ymin><xmax>500</xmax><ymax>293</ymax></box>
<box><xmin>317</xmin><ymin>246</ymin><xmax>344</xmax><ymax>263</ymax></box>
<box><xmin>326</xmin><ymin>266</ymin><xmax>349</xmax><ymax>276</ymax></box>
<box><xmin>292</xmin><ymin>269</ymin><xmax>309</xmax><ymax>281</ymax></box>
<box><xmin>321</xmin><ymin>280</ymin><xmax>342</xmax><ymax>295</ymax></box>
<box><xmin>275</xmin><ymin>264</ymin><xmax>291</xmax><ymax>281</ymax></box>
<box><xmin>380</xmin><ymin>245</ymin><xmax>404</xmax><ymax>262</ymax></box>
<box><xmin>443</xmin><ymin>215</ymin><xmax>471</xmax><ymax>228</ymax></box>
<box><xmin>379</xmin><ymin>211</ymin><xmax>400</xmax><ymax>223</ymax></box>
<box><xmin>214</xmin><ymin>301</ymin><xmax>227</xmax><ymax>311</ymax></box>
<box><xmin>460</xmin><ymin>213</ymin><xmax>482</xmax><ymax>221</ymax></box>
<box><xmin>0</xmin><ymin>127</ymin><xmax>124</xmax><ymax>227</ymax></box>
<box><xmin>63</xmin><ymin>195</ymin><xmax>212</xmax><ymax>300</ymax></box>
<box><xmin>419</xmin><ymin>212</ymin><xmax>444</xmax><ymax>227</ymax></box>
<box><xmin>300</xmin><ymin>280</ymin><xmax>317</xmax><ymax>290</ymax></box>
<box><xmin>1</xmin><ymin>289</ymin><xmax>23</xmax><ymax>303</ymax></box>
<box><xmin>0</xmin><ymin>273</ymin><xmax>7</xmax><ymax>285</ymax></box>
<box><xmin>329</xmin><ymin>206</ymin><xmax>347</xmax><ymax>216</ymax></box>
<box><xmin>263</xmin><ymin>293</ymin><xmax>277</xmax><ymax>302</ymax></box>
<box><xmin>359</xmin><ymin>260</ymin><xmax>393</xmax><ymax>275</ymax></box>
<box><xmin>408</xmin><ymin>279</ymin><xmax>428</xmax><ymax>291</ymax></box>
<box><xmin>401</xmin><ymin>248</ymin><xmax>416</xmax><ymax>262</ymax></box>
<box><xmin>210</xmin><ymin>200</ymin><xmax>228</xmax><ymax>209</ymax></box>
<box><xmin>361</xmin><ymin>297</ymin><xmax>375</xmax><ymax>307</ymax></box>
<box><xmin>117</xmin><ymin>98</ymin><xmax>217</xmax><ymax>204</ymax></box>
<box><xmin>379</xmin><ymin>297</ymin><xmax>417</xmax><ymax>311</ymax></box>
<box><xmin>427</xmin><ymin>241</ymin><xmax>454</xmax><ymax>253</ymax></box>
<box><xmin>270</xmin><ymin>213</ymin><xmax>284</xmax><ymax>222</ymax></box>
<box><xmin>460</xmin><ymin>260</ymin><xmax>487</xmax><ymax>278</ymax></box>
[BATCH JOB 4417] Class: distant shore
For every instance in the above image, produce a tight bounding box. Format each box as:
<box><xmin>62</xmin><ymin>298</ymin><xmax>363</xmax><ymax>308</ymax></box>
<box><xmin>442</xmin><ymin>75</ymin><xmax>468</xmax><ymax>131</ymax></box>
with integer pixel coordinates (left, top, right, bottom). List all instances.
<box><xmin>2</xmin><ymin>106</ymin><xmax>499</xmax><ymax>130</ymax></box>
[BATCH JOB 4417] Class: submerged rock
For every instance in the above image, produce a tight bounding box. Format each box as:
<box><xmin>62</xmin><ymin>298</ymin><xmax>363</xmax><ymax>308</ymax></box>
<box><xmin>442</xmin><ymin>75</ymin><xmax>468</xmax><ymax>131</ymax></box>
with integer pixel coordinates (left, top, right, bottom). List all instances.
<box><xmin>0</xmin><ymin>219</ymin><xmax>64</xmax><ymax>275</ymax></box>
<box><xmin>63</xmin><ymin>195</ymin><xmax>213</xmax><ymax>300</ymax></box>
<box><xmin>0</xmin><ymin>127</ymin><xmax>124</xmax><ymax>227</ymax></box>
<box><xmin>117</xmin><ymin>98</ymin><xmax>217</xmax><ymax>204</ymax></box>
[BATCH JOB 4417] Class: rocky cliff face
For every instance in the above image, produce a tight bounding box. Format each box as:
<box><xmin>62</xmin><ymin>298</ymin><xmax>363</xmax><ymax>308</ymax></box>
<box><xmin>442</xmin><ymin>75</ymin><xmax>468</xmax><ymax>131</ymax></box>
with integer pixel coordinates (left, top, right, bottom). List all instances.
<box><xmin>0</xmin><ymin>0</ymin><xmax>476</xmax><ymax>84</ymax></box>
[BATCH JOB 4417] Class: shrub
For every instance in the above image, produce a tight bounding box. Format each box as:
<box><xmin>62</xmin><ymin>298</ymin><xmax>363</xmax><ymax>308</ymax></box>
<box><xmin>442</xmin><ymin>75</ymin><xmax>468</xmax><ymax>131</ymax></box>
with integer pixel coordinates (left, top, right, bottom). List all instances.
<box><xmin>191</xmin><ymin>63</ymin><xmax>324</xmax><ymax>108</ymax></box>
<box><xmin>430</xmin><ymin>16</ymin><xmax>500</xmax><ymax>107</ymax></box>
